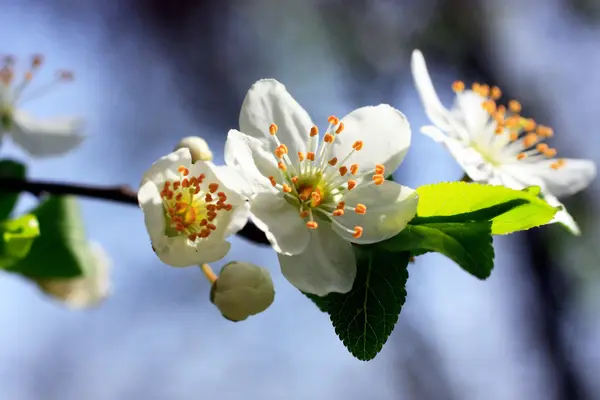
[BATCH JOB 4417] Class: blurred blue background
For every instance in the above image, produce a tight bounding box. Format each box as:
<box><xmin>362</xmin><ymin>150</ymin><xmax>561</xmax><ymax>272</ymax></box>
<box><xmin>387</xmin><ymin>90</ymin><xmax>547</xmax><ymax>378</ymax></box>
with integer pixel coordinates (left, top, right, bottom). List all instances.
<box><xmin>1</xmin><ymin>0</ymin><xmax>599</xmax><ymax>399</ymax></box>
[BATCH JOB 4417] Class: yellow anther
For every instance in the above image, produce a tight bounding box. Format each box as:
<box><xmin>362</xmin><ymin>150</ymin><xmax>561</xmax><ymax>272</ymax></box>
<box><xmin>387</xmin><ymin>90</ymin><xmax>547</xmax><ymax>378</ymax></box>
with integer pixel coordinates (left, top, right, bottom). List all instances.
<box><xmin>306</xmin><ymin>221</ymin><xmax>318</xmax><ymax>229</ymax></box>
<box><xmin>310</xmin><ymin>126</ymin><xmax>319</xmax><ymax>137</ymax></box>
<box><xmin>508</xmin><ymin>100</ymin><xmax>522</xmax><ymax>113</ymax></box>
<box><xmin>452</xmin><ymin>81</ymin><xmax>465</xmax><ymax>92</ymax></box>
<box><xmin>335</xmin><ymin>122</ymin><xmax>345</xmax><ymax>134</ymax></box>
<box><xmin>353</xmin><ymin>226</ymin><xmax>363</xmax><ymax>239</ymax></box>
<box><xmin>269</xmin><ymin>124</ymin><xmax>278</xmax><ymax>135</ymax></box>
<box><xmin>355</xmin><ymin>204</ymin><xmax>367</xmax><ymax>214</ymax></box>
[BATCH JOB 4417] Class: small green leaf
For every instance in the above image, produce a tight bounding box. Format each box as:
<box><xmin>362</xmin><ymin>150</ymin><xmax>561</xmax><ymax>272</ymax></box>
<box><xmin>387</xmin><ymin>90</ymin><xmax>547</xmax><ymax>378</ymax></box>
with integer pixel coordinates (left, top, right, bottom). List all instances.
<box><xmin>306</xmin><ymin>247</ymin><xmax>410</xmax><ymax>361</ymax></box>
<box><xmin>0</xmin><ymin>159</ymin><xmax>26</xmax><ymax>220</ymax></box>
<box><xmin>0</xmin><ymin>214</ymin><xmax>40</xmax><ymax>268</ymax></box>
<box><xmin>7</xmin><ymin>196</ymin><xmax>89</xmax><ymax>278</ymax></box>
<box><xmin>378</xmin><ymin>222</ymin><xmax>494</xmax><ymax>279</ymax></box>
<box><xmin>415</xmin><ymin>182</ymin><xmax>558</xmax><ymax>234</ymax></box>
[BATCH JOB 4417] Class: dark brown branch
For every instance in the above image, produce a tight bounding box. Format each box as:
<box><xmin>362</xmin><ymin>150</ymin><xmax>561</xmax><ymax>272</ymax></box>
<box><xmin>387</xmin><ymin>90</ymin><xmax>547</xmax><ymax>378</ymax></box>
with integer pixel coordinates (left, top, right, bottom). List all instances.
<box><xmin>0</xmin><ymin>177</ymin><xmax>270</xmax><ymax>245</ymax></box>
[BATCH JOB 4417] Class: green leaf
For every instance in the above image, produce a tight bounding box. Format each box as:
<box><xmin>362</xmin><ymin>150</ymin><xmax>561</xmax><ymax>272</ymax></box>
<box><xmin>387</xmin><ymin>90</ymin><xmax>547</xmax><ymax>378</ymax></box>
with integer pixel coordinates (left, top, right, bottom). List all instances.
<box><xmin>0</xmin><ymin>159</ymin><xmax>26</xmax><ymax>220</ymax></box>
<box><xmin>0</xmin><ymin>214</ymin><xmax>40</xmax><ymax>268</ymax></box>
<box><xmin>306</xmin><ymin>247</ymin><xmax>410</xmax><ymax>361</ymax></box>
<box><xmin>414</xmin><ymin>182</ymin><xmax>558</xmax><ymax>234</ymax></box>
<box><xmin>6</xmin><ymin>196</ymin><xmax>89</xmax><ymax>278</ymax></box>
<box><xmin>378</xmin><ymin>222</ymin><xmax>494</xmax><ymax>279</ymax></box>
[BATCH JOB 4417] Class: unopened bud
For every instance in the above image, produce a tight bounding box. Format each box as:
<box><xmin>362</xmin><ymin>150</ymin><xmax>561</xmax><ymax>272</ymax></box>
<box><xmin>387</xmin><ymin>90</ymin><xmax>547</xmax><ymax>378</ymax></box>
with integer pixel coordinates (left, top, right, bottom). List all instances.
<box><xmin>174</xmin><ymin>136</ymin><xmax>213</xmax><ymax>162</ymax></box>
<box><xmin>35</xmin><ymin>242</ymin><xmax>111</xmax><ymax>309</ymax></box>
<box><xmin>210</xmin><ymin>261</ymin><xmax>275</xmax><ymax>322</ymax></box>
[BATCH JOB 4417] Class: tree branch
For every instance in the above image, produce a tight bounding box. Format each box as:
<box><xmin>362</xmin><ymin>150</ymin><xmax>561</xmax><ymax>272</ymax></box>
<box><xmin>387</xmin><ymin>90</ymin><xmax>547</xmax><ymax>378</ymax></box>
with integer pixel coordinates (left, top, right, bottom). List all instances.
<box><xmin>0</xmin><ymin>177</ymin><xmax>270</xmax><ymax>246</ymax></box>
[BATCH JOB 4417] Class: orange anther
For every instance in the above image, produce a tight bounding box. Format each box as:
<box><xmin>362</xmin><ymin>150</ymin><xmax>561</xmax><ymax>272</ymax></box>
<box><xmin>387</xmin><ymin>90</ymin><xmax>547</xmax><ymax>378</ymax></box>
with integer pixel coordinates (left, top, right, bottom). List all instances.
<box><xmin>182</xmin><ymin>178</ymin><xmax>190</xmax><ymax>188</ymax></box>
<box><xmin>200</xmin><ymin>219</ymin><xmax>208</xmax><ymax>226</ymax></box>
<box><xmin>506</xmin><ymin>116</ymin><xmax>520</xmax><ymax>129</ymax></box>
<box><xmin>536</xmin><ymin>143</ymin><xmax>549</xmax><ymax>153</ymax></box>
<box><xmin>355</xmin><ymin>204</ymin><xmax>367</xmax><ymax>214</ymax></box>
<box><xmin>307</xmin><ymin>152</ymin><xmax>315</xmax><ymax>161</ymax></box>
<box><xmin>335</xmin><ymin>122</ymin><xmax>345</xmax><ymax>134</ymax></box>
<box><xmin>269</xmin><ymin>123</ymin><xmax>278</xmax><ymax>135</ymax></box>
<box><xmin>291</xmin><ymin>176</ymin><xmax>299</xmax><ymax>184</ymax></box>
<box><xmin>298</xmin><ymin>152</ymin><xmax>305</xmax><ymax>161</ymax></box>
<box><xmin>311</xmin><ymin>192</ymin><xmax>322</xmax><ymax>207</ymax></box>
<box><xmin>217</xmin><ymin>191</ymin><xmax>226</xmax><ymax>198</ymax></box>
<box><xmin>339</xmin><ymin>166</ymin><xmax>348</xmax><ymax>176</ymax></box>
<box><xmin>523</xmin><ymin>118</ymin><xmax>537</xmax><ymax>132</ymax></box>
<box><xmin>350</xmin><ymin>164</ymin><xmax>359</xmax><ymax>175</ymax></box>
<box><xmin>352</xmin><ymin>141</ymin><xmax>363</xmax><ymax>151</ymax></box>
<box><xmin>452</xmin><ymin>80</ymin><xmax>465</xmax><ymax>92</ymax></box>
<box><xmin>509</xmin><ymin>100</ymin><xmax>522</xmax><ymax>113</ymax></box>
<box><xmin>372</xmin><ymin>174</ymin><xmax>385</xmax><ymax>185</ymax></box>
<box><xmin>347</xmin><ymin>180</ymin><xmax>357</xmax><ymax>190</ymax></box>
<box><xmin>178</xmin><ymin>166</ymin><xmax>190</xmax><ymax>176</ymax></box>
<box><xmin>300</xmin><ymin>210</ymin><xmax>310</xmax><ymax>218</ymax></box>
<box><xmin>375</xmin><ymin>164</ymin><xmax>385</xmax><ymax>175</ymax></box>
<box><xmin>537</xmin><ymin>125</ymin><xmax>554</xmax><ymax>137</ymax></box>
<box><xmin>328</xmin><ymin>157</ymin><xmax>338</xmax><ymax>166</ymax></box>
<box><xmin>188</xmin><ymin>233</ymin><xmax>197</xmax><ymax>241</ymax></box>
<box><xmin>306</xmin><ymin>221</ymin><xmax>318</xmax><ymax>229</ymax></box>
<box><xmin>32</xmin><ymin>54</ymin><xmax>43</xmax><ymax>67</ymax></box>
<box><xmin>523</xmin><ymin>133</ymin><xmax>538</xmax><ymax>148</ymax></box>
<box><xmin>207</xmin><ymin>223</ymin><xmax>217</xmax><ymax>231</ymax></box>
<box><xmin>278</xmin><ymin>161</ymin><xmax>287</xmax><ymax>171</ymax></box>
<box><xmin>517</xmin><ymin>153</ymin><xmax>527</xmax><ymax>160</ymax></box>
<box><xmin>282</xmin><ymin>184</ymin><xmax>292</xmax><ymax>193</ymax></box>
<box><xmin>353</xmin><ymin>226</ymin><xmax>363</xmax><ymax>239</ymax></box>
<box><xmin>310</xmin><ymin>126</ymin><xmax>319</xmax><ymax>137</ymax></box>
<box><xmin>324</xmin><ymin>133</ymin><xmax>334</xmax><ymax>143</ymax></box>
<box><xmin>479</xmin><ymin>84</ymin><xmax>490</xmax><ymax>97</ymax></box>
<box><xmin>495</xmin><ymin>126</ymin><xmax>505</xmax><ymax>135</ymax></box>
<box><xmin>544</xmin><ymin>148</ymin><xmax>557</xmax><ymax>158</ymax></box>
<box><xmin>333</xmin><ymin>209</ymin><xmax>344</xmax><ymax>217</ymax></box>
<box><xmin>205</xmin><ymin>193</ymin><xmax>213</xmax><ymax>202</ymax></box>
<box><xmin>509</xmin><ymin>132</ymin><xmax>519</xmax><ymax>142</ymax></box>
<box><xmin>198</xmin><ymin>173</ymin><xmax>205</xmax><ymax>183</ymax></box>
<box><xmin>25</xmin><ymin>72</ymin><xmax>33</xmax><ymax>81</ymax></box>
<box><xmin>268</xmin><ymin>176</ymin><xmax>277</xmax><ymax>186</ymax></box>
<box><xmin>278</xmin><ymin>144</ymin><xmax>288</xmax><ymax>154</ymax></box>
<box><xmin>328</xmin><ymin>115</ymin><xmax>339</xmax><ymax>125</ymax></box>
<box><xmin>208</xmin><ymin>183</ymin><xmax>219</xmax><ymax>193</ymax></box>
<box><xmin>482</xmin><ymin>100</ymin><xmax>496</xmax><ymax>113</ymax></box>
<box><xmin>491</xmin><ymin>86</ymin><xmax>502</xmax><ymax>100</ymax></box>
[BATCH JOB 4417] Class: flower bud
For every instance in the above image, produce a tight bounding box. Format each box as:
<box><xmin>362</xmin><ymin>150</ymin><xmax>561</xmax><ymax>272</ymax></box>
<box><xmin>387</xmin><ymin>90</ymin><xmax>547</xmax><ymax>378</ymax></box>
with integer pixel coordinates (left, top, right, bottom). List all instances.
<box><xmin>174</xmin><ymin>136</ymin><xmax>213</xmax><ymax>162</ymax></box>
<box><xmin>210</xmin><ymin>261</ymin><xmax>275</xmax><ymax>322</ymax></box>
<box><xmin>35</xmin><ymin>242</ymin><xmax>111</xmax><ymax>309</ymax></box>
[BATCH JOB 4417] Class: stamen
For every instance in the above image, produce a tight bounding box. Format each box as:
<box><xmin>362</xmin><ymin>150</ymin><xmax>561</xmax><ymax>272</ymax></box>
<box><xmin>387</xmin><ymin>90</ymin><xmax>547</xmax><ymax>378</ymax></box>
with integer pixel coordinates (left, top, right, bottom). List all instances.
<box><xmin>178</xmin><ymin>166</ymin><xmax>189</xmax><ymax>176</ymax></box>
<box><xmin>333</xmin><ymin>209</ymin><xmax>344</xmax><ymax>216</ymax></box>
<box><xmin>536</xmin><ymin>143</ymin><xmax>549</xmax><ymax>153</ymax></box>
<box><xmin>537</xmin><ymin>125</ymin><xmax>554</xmax><ymax>138</ymax></box>
<box><xmin>355</xmin><ymin>204</ymin><xmax>367</xmax><ymax>214</ymax></box>
<box><xmin>372</xmin><ymin>175</ymin><xmax>385</xmax><ymax>185</ymax></box>
<box><xmin>375</xmin><ymin>164</ymin><xmax>385</xmax><ymax>175</ymax></box>
<box><xmin>353</xmin><ymin>226</ymin><xmax>363</xmax><ymax>239</ymax></box>
<box><xmin>306</xmin><ymin>221</ymin><xmax>318</xmax><ymax>229</ymax></box>
<box><xmin>347</xmin><ymin>180</ymin><xmax>357</xmax><ymax>190</ymax></box>
<box><xmin>491</xmin><ymin>86</ymin><xmax>502</xmax><ymax>100</ymax></box>
<box><xmin>523</xmin><ymin>133</ymin><xmax>538</xmax><ymax>148</ymax></box>
<box><xmin>324</xmin><ymin>134</ymin><xmax>334</xmax><ymax>143</ymax></box>
<box><xmin>550</xmin><ymin>159</ymin><xmax>566</xmax><ymax>170</ymax></box>
<box><xmin>523</xmin><ymin>118</ymin><xmax>536</xmax><ymax>132</ymax></box>
<box><xmin>352</xmin><ymin>141</ymin><xmax>363</xmax><ymax>151</ymax></box>
<box><xmin>282</xmin><ymin>184</ymin><xmax>292</xmax><ymax>193</ymax></box>
<box><xmin>544</xmin><ymin>148</ymin><xmax>557</xmax><ymax>158</ymax></box>
<box><xmin>269</xmin><ymin>124</ymin><xmax>278</xmax><ymax>135</ymax></box>
<box><xmin>307</xmin><ymin>152</ymin><xmax>315</xmax><ymax>161</ymax></box>
<box><xmin>335</xmin><ymin>123</ymin><xmax>344</xmax><ymax>134</ymax></box>
<box><xmin>339</xmin><ymin>166</ymin><xmax>348</xmax><ymax>176</ymax></box>
<box><xmin>268</xmin><ymin>176</ymin><xmax>277</xmax><ymax>186</ymax></box>
<box><xmin>328</xmin><ymin>157</ymin><xmax>338</xmax><ymax>166</ymax></box>
<box><xmin>278</xmin><ymin>161</ymin><xmax>287</xmax><ymax>171</ymax></box>
<box><xmin>350</xmin><ymin>164</ymin><xmax>359</xmax><ymax>175</ymax></box>
<box><xmin>208</xmin><ymin>183</ymin><xmax>219</xmax><ymax>193</ymax></box>
<box><xmin>452</xmin><ymin>81</ymin><xmax>465</xmax><ymax>93</ymax></box>
<box><xmin>517</xmin><ymin>153</ymin><xmax>527</xmax><ymax>160</ymax></box>
<box><xmin>328</xmin><ymin>115</ymin><xmax>339</xmax><ymax>125</ymax></box>
<box><xmin>509</xmin><ymin>100</ymin><xmax>522</xmax><ymax>113</ymax></box>
<box><xmin>310</xmin><ymin>126</ymin><xmax>319</xmax><ymax>137</ymax></box>
<box><xmin>298</xmin><ymin>152</ymin><xmax>305</xmax><ymax>161</ymax></box>
<box><xmin>291</xmin><ymin>176</ymin><xmax>299</xmax><ymax>184</ymax></box>
<box><xmin>509</xmin><ymin>132</ymin><xmax>519</xmax><ymax>141</ymax></box>
<box><xmin>482</xmin><ymin>100</ymin><xmax>496</xmax><ymax>113</ymax></box>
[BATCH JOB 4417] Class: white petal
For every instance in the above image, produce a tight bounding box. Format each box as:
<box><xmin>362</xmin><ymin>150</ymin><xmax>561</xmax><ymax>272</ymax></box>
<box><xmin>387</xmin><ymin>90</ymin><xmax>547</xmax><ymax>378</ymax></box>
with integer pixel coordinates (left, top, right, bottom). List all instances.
<box><xmin>278</xmin><ymin>222</ymin><xmax>356</xmax><ymax>296</ymax></box>
<box><xmin>334</xmin><ymin>181</ymin><xmax>418</xmax><ymax>244</ymax></box>
<box><xmin>157</xmin><ymin>237</ymin><xmax>231</xmax><ymax>267</ymax></box>
<box><xmin>239</xmin><ymin>79</ymin><xmax>312</xmax><ymax>155</ymax></box>
<box><xmin>543</xmin><ymin>193</ymin><xmax>581</xmax><ymax>236</ymax></box>
<box><xmin>523</xmin><ymin>158</ymin><xmax>596</xmax><ymax>198</ymax></box>
<box><xmin>225</xmin><ymin>129</ymin><xmax>279</xmax><ymax>193</ymax></box>
<box><xmin>10</xmin><ymin>110</ymin><xmax>85</xmax><ymax>157</ymax></box>
<box><xmin>333</xmin><ymin>105</ymin><xmax>411</xmax><ymax>175</ymax></box>
<box><xmin>410</xmin><ymin>50</ymin><xmax>455</xmax><ymax>132</ymax></box>
<box><xmin>140</xmin><ymin>148</ymin><xmax>191</xmax><ymax>188</ymax></box>
<box><xmin>451</xmin><ymin>90</ymin><xmax>490</xmax><ymax>139</ymax></box>
<box><xmin>137</xmin><ymin>181</ymin><xmax>168</xmax><ymax>248</ymax></box>
<box><xmin>421</xmin><ymin>125</ymin><xmax>493</xmax><ymax>182</ymax></box>
<box><xmin>249</xmin><ymin>191</ymin><xmax>310</xmax><ymax>255</ymax></box>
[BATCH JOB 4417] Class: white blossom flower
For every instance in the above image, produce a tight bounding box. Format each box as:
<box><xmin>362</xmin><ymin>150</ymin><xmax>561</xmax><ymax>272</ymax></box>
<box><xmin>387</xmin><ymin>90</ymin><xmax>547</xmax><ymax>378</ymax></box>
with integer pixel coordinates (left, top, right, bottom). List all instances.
<box><xmin>225</xmin><ymin>79</ymin><xmax>418</xmax><ymax>296</ymax></box>
<box><xmin>36</xmin><ymin>241</ymin><xmax>111</xmax><ymax>309</ymax></box>
<box><xmin>411</xmin><ymin>50</ymin><xmax>596</xmax><ymax>235</ymax></box>
<box><xmin>0</xmin><ymin>54</ymin><xmax>85</xmax><ymax>157</ymax></box>
<box><xmin>138</xmin><ymin>148</ymin><xmax>250</xmax><ymax>267</ymax></box>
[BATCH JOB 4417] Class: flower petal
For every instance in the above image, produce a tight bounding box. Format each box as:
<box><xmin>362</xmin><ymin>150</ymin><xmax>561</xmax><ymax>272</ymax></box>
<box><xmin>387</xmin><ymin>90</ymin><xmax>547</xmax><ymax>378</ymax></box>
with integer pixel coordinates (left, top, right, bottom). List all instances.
<box><xmin>140</xmin><ymin>148</ymin><xmax>191</xmax><ymax>188</ymax></box>
<box><xmin>137</xmin><ymin>180</ymin><xmax>168</xmax><ymax>248</ymax></box>
<box><xmin>334</xmin><ymin>181</ymin><xmax>418</xmax><ymax>244</ymax></box>
<box><xmin>249</xmin><ymin>191</ymin><xmax>310</xmax><ymax>255</ymax></box>
<box><xmin>225</xmin><ymin>129</ymin><xmax>279</xmax><ymax>193</ymax></box>
<box><xmin>451</xmin><ymin>90</ymin><xmax>490</xmax><ymax>139</ymax></box>
<box><xmin>411</xmin><ymin>50</ymin><xmax>455</xmax><ymax>132</ymax></box>
<box><xmin>157</xmin><ymin>237</ymin><xmax>232</xmax><ymax>267</ymax></box>
<box><xmin>10</xmin><ymin>110</ymin><xmax>85</xmax><ymax>157</ymax></box>
<box><xmin>421</xmin><ymin>125</ymin><xmax>493</xmax><ymax>182</ymax></box>
<box><xmin>239</xmin><ymin>79</ymin><xmax>312</xmax><ymax>156</ymax></box>
<box><xmin>543</xmin><ymin>193</ymin><xmax>581</xmax><ymax>236</ymax></box>
<box><xmin>278</xmin><ymin>221</ymin><xmax>356</xmax><ymax>296</ymax></box>
<box><xmin>333</xmin><ymin>104</ymin><xmax>411</xmax><ymax>175</ymax></box>
<box><xmin>523</xmin><ymin>158</ymin><xmax>596</xmax><ymax>198</ymax></box>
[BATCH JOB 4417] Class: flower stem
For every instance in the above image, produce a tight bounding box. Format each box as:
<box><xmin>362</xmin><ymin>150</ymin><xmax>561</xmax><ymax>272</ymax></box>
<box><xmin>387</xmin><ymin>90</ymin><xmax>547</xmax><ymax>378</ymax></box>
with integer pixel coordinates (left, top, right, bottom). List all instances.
<box><xmin>200</xmin><ymin>264</ymin><xmax>218</xmax><ymax>284</ymax></box>
<box><xmin>0</xmin><ymin>177</ymin><xmax>270</xmax><ymax>245</ymax></box>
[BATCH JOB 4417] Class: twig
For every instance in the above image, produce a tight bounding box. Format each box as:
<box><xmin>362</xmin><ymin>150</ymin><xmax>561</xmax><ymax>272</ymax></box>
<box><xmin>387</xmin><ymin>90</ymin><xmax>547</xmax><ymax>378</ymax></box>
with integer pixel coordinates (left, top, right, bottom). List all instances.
<box><xmin>0</xmin><ymin>177</ymin><xmax>270</xmax><ymax>245</ymax></box>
